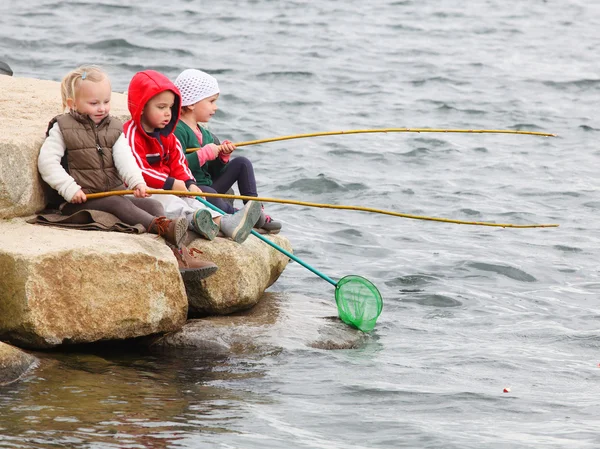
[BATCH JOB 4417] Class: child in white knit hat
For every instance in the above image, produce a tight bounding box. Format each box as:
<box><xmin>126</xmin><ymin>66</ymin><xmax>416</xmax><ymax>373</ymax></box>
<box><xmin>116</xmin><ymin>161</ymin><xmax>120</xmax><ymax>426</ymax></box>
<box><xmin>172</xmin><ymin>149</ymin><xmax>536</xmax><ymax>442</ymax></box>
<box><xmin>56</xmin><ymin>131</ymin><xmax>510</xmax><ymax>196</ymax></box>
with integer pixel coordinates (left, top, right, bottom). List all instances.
<box><xmin>174</xmin><ymin>69</ymin><xmax>281</xmax><ymax>234</ymax></box>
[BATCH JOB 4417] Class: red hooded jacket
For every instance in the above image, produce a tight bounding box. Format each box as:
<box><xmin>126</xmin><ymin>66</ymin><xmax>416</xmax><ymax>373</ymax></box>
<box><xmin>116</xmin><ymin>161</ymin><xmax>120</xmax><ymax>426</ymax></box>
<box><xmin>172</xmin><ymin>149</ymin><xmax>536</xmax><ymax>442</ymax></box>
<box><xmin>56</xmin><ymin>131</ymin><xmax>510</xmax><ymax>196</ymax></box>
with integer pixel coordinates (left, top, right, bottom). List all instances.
<box><xmin>123</xmin><ymin>70</ymin><xmax>196</xmax><ymax>190</ymax></box>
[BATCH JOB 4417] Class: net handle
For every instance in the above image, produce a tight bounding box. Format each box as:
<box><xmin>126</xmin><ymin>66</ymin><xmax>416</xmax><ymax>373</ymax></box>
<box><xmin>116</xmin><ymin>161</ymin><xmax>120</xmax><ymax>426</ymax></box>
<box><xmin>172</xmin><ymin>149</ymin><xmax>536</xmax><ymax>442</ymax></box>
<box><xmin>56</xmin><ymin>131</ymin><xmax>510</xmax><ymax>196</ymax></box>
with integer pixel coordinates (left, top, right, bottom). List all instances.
<box><xmin>199</xmin><ymin>196</ymin><xmax>383</xmax><ymax>332</ymax></box>
<box><xmin>194</xmin><ymin>196</ymin><xmax>337</xmax><ymax>287</ymax></box>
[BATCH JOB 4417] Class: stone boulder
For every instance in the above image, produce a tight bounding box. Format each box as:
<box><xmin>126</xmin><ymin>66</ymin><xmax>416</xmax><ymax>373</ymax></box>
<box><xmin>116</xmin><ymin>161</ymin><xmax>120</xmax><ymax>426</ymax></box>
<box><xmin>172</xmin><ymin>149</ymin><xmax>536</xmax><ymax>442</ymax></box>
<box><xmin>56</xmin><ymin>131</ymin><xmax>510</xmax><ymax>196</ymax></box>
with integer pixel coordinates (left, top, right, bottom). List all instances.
<box><xmin>0</xmin><ymin>75</ymin><xmax>130</xmax><ymax>219</ymax></box>
<box><xmin>147</xmin><ymin>292</ymin><xmax>369</xmax><ymax>354</ymax></box>
<box><xmin>0</xmin><ymin>341</ymin><xmax>38</xmax><ymax>385</ymax></box>
<box><xmin>0</xmin><ymin>61</ymin><xmax>13</xmax><ymax>76</ymax></box>
<box><xmin>0</xmin><ymin>218</ymin><xmax>188</xmax><ymax>349</ymax></box>
<box><xmin>183</xmin><ymin>233</ymin><xmax>291</xmax><ymax>315</ymax></box>
<box><xmin>0</xmin><ymin>75</ymin><xmax>293</xmax><ymax>350</ymax></box>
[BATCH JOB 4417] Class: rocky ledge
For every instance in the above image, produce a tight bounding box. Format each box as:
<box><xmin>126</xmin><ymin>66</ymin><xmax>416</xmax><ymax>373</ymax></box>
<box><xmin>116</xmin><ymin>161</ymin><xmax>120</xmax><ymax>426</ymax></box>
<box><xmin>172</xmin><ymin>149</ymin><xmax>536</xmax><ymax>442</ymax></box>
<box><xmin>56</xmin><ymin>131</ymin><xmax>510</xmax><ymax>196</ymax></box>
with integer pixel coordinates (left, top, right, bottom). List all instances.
<box><xmin>0</xmin><ymin>73</ymin><xmax>364</xmax><ymax>383</ymax></box>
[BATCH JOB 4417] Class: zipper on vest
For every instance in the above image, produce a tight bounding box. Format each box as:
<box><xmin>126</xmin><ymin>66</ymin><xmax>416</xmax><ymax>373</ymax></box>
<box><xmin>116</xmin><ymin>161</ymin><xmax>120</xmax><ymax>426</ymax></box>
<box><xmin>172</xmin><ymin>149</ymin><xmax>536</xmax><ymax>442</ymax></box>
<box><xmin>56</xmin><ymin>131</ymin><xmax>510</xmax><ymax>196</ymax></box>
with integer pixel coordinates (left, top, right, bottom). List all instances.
<box><xmin>93</xmin><ymin>126</ymin><xmax>110</xmax><ymax>192</ymax></box>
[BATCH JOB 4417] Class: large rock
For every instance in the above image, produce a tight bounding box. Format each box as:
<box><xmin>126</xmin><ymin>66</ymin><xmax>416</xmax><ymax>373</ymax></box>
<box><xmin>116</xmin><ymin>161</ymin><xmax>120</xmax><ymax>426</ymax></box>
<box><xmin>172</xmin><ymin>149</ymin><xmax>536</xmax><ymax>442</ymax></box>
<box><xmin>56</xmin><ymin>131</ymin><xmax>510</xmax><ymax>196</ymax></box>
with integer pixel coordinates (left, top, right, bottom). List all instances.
<box><xmin>0</xmin><ymin>218</ymin><xmax>188</xmax><ymax>349</ymax></box>
<box><xmin>0</xmin><ymin>61</ymin><xmax>13</xmax><ymax>76</ymax></box>
<box><xmin>148</xmin><ymin>292</ymin><xmax>369</xmax><ymax>354</ymax></box>
<box><xmin>183</xmin><ymin>233</ymin><xmax>291</xmax><ymax>315</ymax></box>
<box><xmin>0</xmin><ymin>75</ymin><xmax>293</xmax><ymax>350</ymax></box>
<box><xmin>0</xmin><ymin>75</ymin><xmax>130</xmax><ymax>219</ymax></box>
<box><xmin>0</xmin><ymin>341</ymin><xmax>38</xmax><ymax>385</ymax></box>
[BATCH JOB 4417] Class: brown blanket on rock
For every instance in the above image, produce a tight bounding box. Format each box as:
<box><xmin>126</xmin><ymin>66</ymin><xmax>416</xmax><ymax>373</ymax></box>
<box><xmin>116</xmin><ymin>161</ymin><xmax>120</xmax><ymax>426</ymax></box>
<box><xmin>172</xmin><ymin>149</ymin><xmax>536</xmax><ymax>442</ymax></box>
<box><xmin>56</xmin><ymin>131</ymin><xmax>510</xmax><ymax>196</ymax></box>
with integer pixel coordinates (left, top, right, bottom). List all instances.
<box><xmin>28</xmin><ymin>209</ymin><xmax>146</xmax><ymax>234</ymax></box>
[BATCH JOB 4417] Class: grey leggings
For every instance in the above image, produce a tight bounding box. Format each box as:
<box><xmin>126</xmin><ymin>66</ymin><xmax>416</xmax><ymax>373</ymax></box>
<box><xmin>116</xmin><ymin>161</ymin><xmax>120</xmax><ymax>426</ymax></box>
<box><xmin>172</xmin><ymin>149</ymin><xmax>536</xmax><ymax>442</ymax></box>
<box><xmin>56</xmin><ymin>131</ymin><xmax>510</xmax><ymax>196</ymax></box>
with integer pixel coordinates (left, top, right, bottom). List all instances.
<box><xmin>62</xmin><ymin>196</ymin><xmax>165</xmax><ymax>229</ymax></box>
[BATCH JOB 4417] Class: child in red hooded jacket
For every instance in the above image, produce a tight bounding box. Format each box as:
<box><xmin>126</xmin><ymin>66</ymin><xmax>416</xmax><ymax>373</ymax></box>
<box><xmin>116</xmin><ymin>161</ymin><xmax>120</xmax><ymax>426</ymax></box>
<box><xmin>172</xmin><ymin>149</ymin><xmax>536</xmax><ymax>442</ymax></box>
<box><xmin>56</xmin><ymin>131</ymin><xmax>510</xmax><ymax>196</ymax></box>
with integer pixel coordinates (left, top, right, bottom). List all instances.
<box><xmin>123</xmin><ymin>70</ymin><xmax>261</xmax><ymax>244</ymax></box>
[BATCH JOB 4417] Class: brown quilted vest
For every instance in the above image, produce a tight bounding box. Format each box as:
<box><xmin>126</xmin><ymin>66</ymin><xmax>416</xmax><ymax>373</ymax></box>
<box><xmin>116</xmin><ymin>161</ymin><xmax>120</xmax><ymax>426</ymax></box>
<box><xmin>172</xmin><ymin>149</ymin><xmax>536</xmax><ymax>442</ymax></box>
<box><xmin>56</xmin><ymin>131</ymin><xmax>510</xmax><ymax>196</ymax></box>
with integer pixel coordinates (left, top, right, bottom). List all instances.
<box><xmin>48</xmin><ymin>112</ymin><xmax>126</xmax><ymax>194</ymax></box>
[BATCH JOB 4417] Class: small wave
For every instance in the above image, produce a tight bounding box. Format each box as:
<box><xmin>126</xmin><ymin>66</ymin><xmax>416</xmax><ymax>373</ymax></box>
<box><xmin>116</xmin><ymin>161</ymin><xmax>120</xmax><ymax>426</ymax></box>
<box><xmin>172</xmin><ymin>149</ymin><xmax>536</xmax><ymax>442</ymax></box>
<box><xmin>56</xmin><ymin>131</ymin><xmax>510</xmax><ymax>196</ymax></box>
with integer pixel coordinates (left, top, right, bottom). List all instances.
<box><xmin>436</xmin><ymin>103</ymin><xmax>456</xmax><ymax>111</ymax></box>
<box><xmin>509</xmin><ymin>123</ymin><xmax>544</xmax><ymax>131</ymax></box>
<box><xmin>553</xmin><ymin>245</ymin><xmax>582</xmax><ymax>253</ymax></box>
<box><xmin>402</xmin><ymin>294</ymin><xmax>463</xmax><ymax>308</ymax></box>
<box><xmin>385</xmin><ymin>274</ymin><xmax>440</xmax><ymax>287</ymax></box>
<box><xmin>432</xmin><ymin>11</ymin><xmax>465</xmax><ymax>18</ymax></box>
<box><xmin>400</xmin><ymin>147</ymin><xmax>430</xmax><ymax>157</ymax></box>
<box><xmin>145</xmin><ymin>28</ymin><xmax>189</xmax><ymax>38</ymax></box>
<box><xmin>411</xmin><ymin>77</ymin><xmax>468</xmax><ymax>87</ymax></box>
<box><xmin>520</xmin><ymin>190</ymin><xmax>580</xmax><ymax>198</ymax></box>
<box><xmin>331</xmin><ymin>228</ymin><xmax>363</xmax><ymax>238</ymax></box>
<box><xmin>54</xmin><ymin>1</ymin><xmax>133</xmax><ymax>10</ymax></box>
<box><xmin>583</xmin><ymin>201</ymin><xmax>600</xmax><ymax>209</ymax></box>
<box><xmin>467</xmin><ymin>262</ymin><xmax>536</xmax><ymax>282</ymax></box>
<box><xmin>1</xmin><ymin>37</ymin><xmax>50</xmax><ymax>50</ymax></box>
<box><xmin>20</xmin><ymin>11</ymin><xmax>57</xmax><ymax>17</ymax></box>
<box><xmin>282</xmin><ymin>175</ymin><xmax>368</xmax><ymax>194</ymax></box>
<box><xmin>274</xmin><ymin>99</ymin><xmax>324</xmax><ymax>107</ymax></box>
<box><xmin>302</xmin><ymin>51</ymin><xmax>325</xmax><ymax>58</ymax></box>
<box><xmin>87</xmin><ymin>39</ymin><xmax>194</xmax><ymax>57</ymax></box>
<box><xmin>257</xmin><ymin>71</ymin><xmax>314</xmax><ymax>79</ymax></box>
<box><xmin>386</xmin><ymin>23</ymin><xmax>423</xmax><ymax>32</ymax></box>
<box><xmin>88</xmin><ymin>38</ymin><xmax>150</xmax><ymax>51</ymax></box>
<box><xmin>579</xmin><ymin>124</ymin><xmax>599</xmax><ymax>132</ymax></box>
<box><xmin>115</xmin><ymin>62</ymin><xmax>179</xmax><ymax>73</ymax></box>
<box><xmin>329</xmin><ymin>148</ymin><xmax>384</xmax><ymax>161</ymax></box>
<box><xmin>214</xmin><ymin>16</ymin><xmax>242</xmax><ymax>23</ymax></box>
<box><xmin>542</xmin><ymin>79</ymin><xmax>600</xmax><ymax>90</ymax></box>
<box><xmin>459</xmin><ymin>208</ymin><xmax>481</xmax><ymax>216</ymax></box>
<box><xmin>411</xmin><ymin>137</ymin><xmax>447</xmax><ymax>147</ymax></box>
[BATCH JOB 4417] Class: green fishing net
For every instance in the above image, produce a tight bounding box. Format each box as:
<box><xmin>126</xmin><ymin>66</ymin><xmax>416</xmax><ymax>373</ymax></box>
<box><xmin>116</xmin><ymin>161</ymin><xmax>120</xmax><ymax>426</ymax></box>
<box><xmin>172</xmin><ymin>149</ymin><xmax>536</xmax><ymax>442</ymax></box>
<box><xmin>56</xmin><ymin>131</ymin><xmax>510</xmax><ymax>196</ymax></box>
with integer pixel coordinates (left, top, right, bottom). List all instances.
<box><xmin>334</xmin><ymin>275</ymin><xmax>383</xmax><ymax>332</ymax></box>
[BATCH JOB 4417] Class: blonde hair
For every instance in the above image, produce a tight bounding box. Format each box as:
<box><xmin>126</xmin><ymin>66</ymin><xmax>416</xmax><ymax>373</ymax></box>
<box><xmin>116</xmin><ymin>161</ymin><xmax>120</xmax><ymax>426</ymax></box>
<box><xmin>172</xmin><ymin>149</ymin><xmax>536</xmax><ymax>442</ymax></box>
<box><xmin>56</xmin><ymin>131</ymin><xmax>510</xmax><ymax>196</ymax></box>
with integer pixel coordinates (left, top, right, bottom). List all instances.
<box><xmin>60</xmin><ymin>65</ymin><xmax>108</xmax><ymax>111</ymax></box>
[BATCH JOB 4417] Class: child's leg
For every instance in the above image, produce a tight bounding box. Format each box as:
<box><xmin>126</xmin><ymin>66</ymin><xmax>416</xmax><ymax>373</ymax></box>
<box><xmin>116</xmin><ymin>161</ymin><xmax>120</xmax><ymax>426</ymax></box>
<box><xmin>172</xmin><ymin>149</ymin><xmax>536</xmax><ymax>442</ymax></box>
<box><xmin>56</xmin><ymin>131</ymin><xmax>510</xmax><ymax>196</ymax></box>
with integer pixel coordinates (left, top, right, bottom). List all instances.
<box><xmin>128</xmin><ymin>196</ymin><xmax>165</xmax><ymax>218</ymax></box>
<box><xmin>211</xmin><ymin>157</ymin><xmax>282</xmax><ymax>233</ymax></box>
<box><xmin>151</xmin><ymin>194</ymin><xmax>221</xmax><ymax>241</ymax></box>
<box><xmin>62</xmin><ymin>196</ymin><xmax>188</xmax><ymax>246</ymax></box>
<box><xmin>198</xmin><ymin>185</ymin><xmax>236</xmax><ymax>214</ymax></box>
<box><xmin>211</xmin><ymin>156</ymin><xmax>257</xmax><ymax>202</ymax></box>
<box><xmin>151</xmin><ymin>194</ymin><xmax>221</xmax><ymax>228</ymax></box>
<box><xmin>62</xmin><ymin>196</ymin><xmax>158</xmax><ymax>228</ymax></box>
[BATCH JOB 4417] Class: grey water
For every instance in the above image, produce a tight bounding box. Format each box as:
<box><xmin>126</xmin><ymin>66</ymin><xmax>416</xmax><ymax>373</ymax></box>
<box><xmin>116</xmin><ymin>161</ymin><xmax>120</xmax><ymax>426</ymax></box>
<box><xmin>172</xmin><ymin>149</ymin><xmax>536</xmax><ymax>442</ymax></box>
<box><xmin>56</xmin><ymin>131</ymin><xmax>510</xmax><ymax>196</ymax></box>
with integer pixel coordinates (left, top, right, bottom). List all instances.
<box><xmin>2</xmin><ymin>0</ymin><xmax>600</xmax><ymax>447</ymax></box>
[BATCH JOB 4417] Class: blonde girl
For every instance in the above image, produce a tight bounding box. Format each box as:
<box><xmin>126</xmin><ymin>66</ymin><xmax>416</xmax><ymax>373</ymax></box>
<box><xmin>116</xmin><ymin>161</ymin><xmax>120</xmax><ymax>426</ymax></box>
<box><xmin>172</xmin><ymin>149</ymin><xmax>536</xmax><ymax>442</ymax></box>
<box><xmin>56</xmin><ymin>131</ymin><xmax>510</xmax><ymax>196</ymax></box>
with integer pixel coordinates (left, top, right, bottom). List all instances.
<box><xmin>38</xmin><ymin>65</ymin><xmax>189</xmax><ymax>248</ymax></box>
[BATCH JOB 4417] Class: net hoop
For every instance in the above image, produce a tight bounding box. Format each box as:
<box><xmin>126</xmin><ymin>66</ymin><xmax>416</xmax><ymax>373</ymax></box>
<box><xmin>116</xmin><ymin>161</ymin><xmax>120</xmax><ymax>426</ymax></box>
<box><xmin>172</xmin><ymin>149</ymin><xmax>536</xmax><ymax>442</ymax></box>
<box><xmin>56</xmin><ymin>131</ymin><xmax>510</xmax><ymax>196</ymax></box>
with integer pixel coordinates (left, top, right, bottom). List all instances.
<box><xmin>335</xmin><ymin>275</ymin><xmax>383</xmax><ymax>332</ymax></box>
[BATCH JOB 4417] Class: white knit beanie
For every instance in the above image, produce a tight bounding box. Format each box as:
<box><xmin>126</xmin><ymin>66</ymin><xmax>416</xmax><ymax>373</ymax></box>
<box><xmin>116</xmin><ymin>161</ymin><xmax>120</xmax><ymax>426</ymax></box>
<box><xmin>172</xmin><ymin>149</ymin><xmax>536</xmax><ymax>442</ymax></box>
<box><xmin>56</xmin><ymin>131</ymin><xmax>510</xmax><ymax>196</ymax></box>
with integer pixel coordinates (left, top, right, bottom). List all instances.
<box><xmin>175</xmin><ymin>69</ymin><xmax>220</xmax><ymax>106</ymax></box>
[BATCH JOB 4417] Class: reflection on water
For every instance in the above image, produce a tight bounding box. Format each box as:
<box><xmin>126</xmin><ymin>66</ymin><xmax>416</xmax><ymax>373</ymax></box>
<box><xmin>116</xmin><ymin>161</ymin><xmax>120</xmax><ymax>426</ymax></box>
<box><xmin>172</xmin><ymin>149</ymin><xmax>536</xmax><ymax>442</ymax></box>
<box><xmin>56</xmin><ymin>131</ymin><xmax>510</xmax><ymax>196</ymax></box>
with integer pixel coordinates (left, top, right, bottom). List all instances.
<box><xmin>0</xmin><ymin>348</ymin><xmax>266</xmax><ymax>448</ymax></box>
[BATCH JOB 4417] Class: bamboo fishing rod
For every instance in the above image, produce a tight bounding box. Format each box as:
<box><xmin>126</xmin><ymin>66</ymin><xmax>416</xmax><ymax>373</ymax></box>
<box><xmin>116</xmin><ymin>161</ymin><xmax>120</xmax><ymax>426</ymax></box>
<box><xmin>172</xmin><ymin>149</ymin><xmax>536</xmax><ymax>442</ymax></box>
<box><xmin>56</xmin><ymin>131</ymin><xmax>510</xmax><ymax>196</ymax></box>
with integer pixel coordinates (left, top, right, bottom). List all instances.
<box><xmin>85</xmin><ymin>190</ymin><xmax>559</xmax><ymax>229</ymax></box>
<box><xmin>185</xmin><ymin>128</ymin><xmax>557</xmax><ymax>153</ymax></box>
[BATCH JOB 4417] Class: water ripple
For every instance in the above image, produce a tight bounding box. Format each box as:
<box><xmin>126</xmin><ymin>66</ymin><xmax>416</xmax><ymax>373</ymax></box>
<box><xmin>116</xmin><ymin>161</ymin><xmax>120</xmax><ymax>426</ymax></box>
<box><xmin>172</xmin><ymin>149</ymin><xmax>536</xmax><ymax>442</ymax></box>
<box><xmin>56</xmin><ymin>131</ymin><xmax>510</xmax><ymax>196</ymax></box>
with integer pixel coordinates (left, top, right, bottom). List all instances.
<box><xmin>466</xmin><ymin>262</ymin><xmax>537</xmax><ymax>282</ymax></box>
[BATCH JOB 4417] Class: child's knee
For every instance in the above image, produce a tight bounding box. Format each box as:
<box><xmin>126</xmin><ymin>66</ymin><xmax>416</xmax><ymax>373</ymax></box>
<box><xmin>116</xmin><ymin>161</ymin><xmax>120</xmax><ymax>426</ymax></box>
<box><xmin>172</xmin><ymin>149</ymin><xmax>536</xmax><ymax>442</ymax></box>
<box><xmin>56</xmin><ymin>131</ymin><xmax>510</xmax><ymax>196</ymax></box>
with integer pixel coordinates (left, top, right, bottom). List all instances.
<box><xmin>147</xmin><ymin>202</ymin><xmax>165</xmax><ymax>217</ymax></box>
<box><xmin>236</xmin><ymin>156</ymin><xmax>252</xmax><ymax>168</ymax></box>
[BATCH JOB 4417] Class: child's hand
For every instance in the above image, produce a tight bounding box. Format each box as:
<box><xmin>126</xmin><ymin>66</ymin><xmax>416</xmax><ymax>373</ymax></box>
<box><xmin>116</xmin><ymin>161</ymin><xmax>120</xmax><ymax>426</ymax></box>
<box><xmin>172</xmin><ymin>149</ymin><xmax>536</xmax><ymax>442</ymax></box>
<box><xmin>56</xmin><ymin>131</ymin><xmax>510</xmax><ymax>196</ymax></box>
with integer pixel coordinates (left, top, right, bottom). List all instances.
<box><xmin>133</xmin><ymin>183</ymin><xmax>149</xmax><ymax>198</ymax></box>
<box><xmin>219</xmin><ymin>140</ymin><xmax>236</xmax><ymax>155</ymax></box>
<box><xmin>188</xmin><ymin>184</ymin><xmax>202</xmax><ymax>194</ymax></box>
<box><xmin>206</xmin><ymin>144</ymin><xmax>220</xmax><ymax>158</ymax></box>
<box><xmin>172</xmin><ymin>180</ymin><xmax>188</xmax><ymax>192</ymax></box>
<box><xmin>71</xmin><ymin>190</ymin><xmax>87</xmax><ymax>203</ymax></box>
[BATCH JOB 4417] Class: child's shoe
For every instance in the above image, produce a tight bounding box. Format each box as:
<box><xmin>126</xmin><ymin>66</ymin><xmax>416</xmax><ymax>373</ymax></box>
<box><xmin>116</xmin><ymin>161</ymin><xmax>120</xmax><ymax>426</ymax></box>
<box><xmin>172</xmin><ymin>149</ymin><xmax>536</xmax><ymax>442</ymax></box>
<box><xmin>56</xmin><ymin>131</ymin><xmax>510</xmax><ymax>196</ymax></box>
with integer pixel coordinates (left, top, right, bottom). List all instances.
<box><xmin>148</xmin><ymin>216</ymin><xmax>188</xmax><ymax>248</ymax></box>
<box><xmin>192</xmin><ymin>208</ymin><xmax>219</xmax><ymax>241</ymax></box>
<box><xmin>255</xmin><ymin>208</ymin><xmax>282</xmax><ymax>234</ymax></box>
<box><xmin>219</xmin><ymin>200</ymin><xmax>262</xmax><ymax>243</ymax></box>
<box><xmin>171</xmin><ymin>245</ymin><xmax>218</xmax><ymax>282</ymax></box>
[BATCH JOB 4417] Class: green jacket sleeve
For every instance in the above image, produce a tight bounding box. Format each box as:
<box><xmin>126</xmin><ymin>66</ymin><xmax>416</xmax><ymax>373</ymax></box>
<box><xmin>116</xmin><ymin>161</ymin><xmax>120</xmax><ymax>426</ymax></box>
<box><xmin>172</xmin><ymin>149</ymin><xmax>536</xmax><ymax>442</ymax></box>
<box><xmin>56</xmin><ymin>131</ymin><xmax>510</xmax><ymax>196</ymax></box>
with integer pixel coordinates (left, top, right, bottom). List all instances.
<box><xmin>201</xmin><ymin>128</ymin><xmax>228</xmax><ymax>178</ymax></box>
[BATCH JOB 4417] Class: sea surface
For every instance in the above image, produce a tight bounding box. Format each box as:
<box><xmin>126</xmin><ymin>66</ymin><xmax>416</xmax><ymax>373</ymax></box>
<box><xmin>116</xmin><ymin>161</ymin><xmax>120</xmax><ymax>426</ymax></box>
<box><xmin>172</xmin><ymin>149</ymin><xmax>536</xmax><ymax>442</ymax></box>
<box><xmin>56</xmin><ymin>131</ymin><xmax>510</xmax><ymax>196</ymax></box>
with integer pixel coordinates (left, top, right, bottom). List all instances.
<box><xmin>1</xmin><ymin>0</ymin><xmax>600</xmax><ymax>447</ymax></box>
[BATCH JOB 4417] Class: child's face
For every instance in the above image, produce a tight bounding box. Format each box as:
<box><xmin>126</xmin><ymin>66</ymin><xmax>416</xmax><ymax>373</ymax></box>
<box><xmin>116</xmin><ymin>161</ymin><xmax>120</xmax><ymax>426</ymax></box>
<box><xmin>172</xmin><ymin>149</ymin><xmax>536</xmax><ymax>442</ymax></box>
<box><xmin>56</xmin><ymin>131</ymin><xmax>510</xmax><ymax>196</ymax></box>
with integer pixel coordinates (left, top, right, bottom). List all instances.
<box><xmin>141</xmin><ymin>90</ymin><xmax>175</xmax><ymax>132</ymax></box>
<box><xmin>193</xmin><ymin>94</ymin><xmax>219</xmax><ymax>123</ymax></box>
<box><xmin>70</xmin><ymin>78</ymin><xmax>111</xmax><ymax>124</ymax></box>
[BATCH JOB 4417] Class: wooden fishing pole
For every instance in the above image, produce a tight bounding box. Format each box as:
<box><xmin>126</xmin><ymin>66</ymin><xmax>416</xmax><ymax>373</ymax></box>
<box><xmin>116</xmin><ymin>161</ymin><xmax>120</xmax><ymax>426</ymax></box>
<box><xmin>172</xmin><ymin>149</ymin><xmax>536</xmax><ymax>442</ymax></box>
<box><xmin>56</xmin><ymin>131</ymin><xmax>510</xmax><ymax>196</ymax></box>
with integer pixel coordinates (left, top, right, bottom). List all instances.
<box><xmin>185</xmin><ymin>128</ymin><xmax>557</xmax><ymax>153</ymax></box>
<box><xmin>85</xmin><ymin>190</ymin><xmax>559</xmax><ymax>229</ymax></box>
